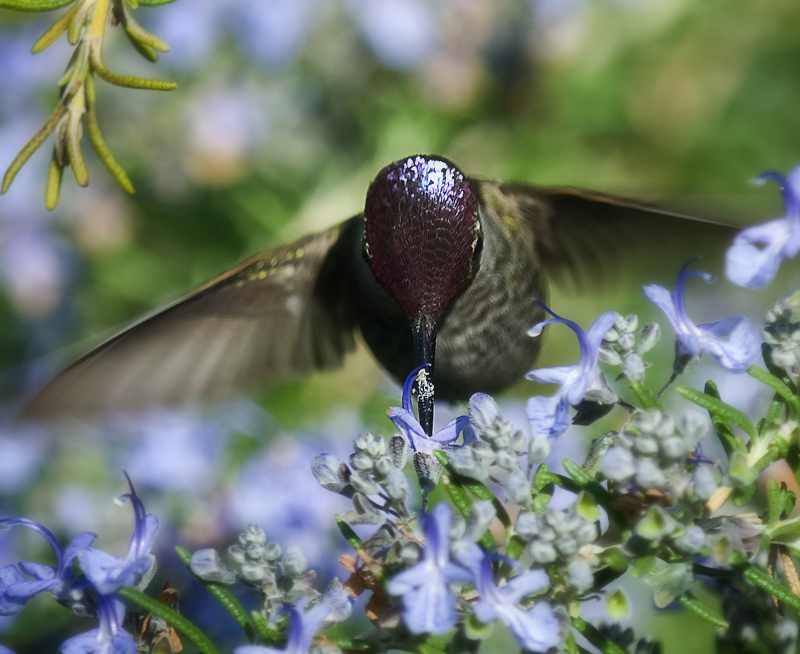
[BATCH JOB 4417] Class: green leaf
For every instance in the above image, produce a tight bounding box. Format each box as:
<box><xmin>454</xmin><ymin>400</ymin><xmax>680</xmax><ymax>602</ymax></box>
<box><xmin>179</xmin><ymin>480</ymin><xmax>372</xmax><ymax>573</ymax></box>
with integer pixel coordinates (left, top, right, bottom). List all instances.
<box><xmin>577</xmin><ymin>491</ymin><xmax>600</xmax><ymax>523</ymax></box>
<box><xmin>533</xmin><ymin>462</ymin><xmax>554</xmax><ymax>491</ymax></box>
<box><xmin>251</xmin><ymin>610</ymin><xmax>281</xmax><ymax>646</ymax></box>
<box><xmin>532</xmin><ymin>481</ymin><xmax>554</xmax><ymax>514</ymax></box>
<box><xmin>766</xmin><ymin>517</ymin><xmax>800</xmax><ymax>540</ymax></box>
<box><xmin>606</xmin><ymin>589</ymin><xmax>629</xmax><ymax>619</ymax></box>
<box><xmin>635</xmin><ymin>506</ymin><xmax>676</xmax><ymax>541</ymax></box>
<box><xmin>632</xmin><ymin>555</ymin><xmax>657</xmax><ymax>577</ymax></box>
<box><xmin>727</xmin><ymin>451</ymin><xmax>759</xmax><ymax>487</ymax></box>
<box><xmin>748</xmin><ymin>365</ymin><xmax>800</xmax><ymax>414</ymax></box>
<box><xmin>84</xmin><ymin>82</ymin><xmax>134</xmax><ymax>193</ymax></box>
<box><xmin>89</xmin><ymin>47</ymin><xmax>177</xmax><ymax>90</ymax></box>
<box><xmin>45</xmin><ymin>157</ymin><xmax>62</xmax><ymax>211</ymax></box>
<box><xmin>678</xmin><ymin>593</ymin><xmax>729</xmax><ymax>628</ymax></box>
<box><xmin>739</xmin><ymin>562</ymin><xmax>800</xmax><ymax>612</ymax></box>
<box><xmin>676</xmin><ymin>385</ymin><xmax>756</xmax><ymax>440</ymax></box>
<box><xmin>562</xmin><ymin>458</ymin><xmax>594</xmax><ymax>486</ymax></box>
<box><xmin>2</xmin><ymin>104</ymin><xmax>66</xmax><ymax>195</ymax></box>
<box><xmin>335</xmin><ymin>516</ymin><xmax>364</xmax><ymax>551</ymax></box>
<box><xmin>31</xmin><ymin>1</ymin><xmax>78</xmax><ymax>52</ymax></box>
<box><xmin>768</xmin><ymin>479</ymin><xmax>785</xmax><ymax>525</ymax></box>
<box><xmin>506</xmin><ymin>535</ymin><xmax>526</xmax><ymax>560</ymax></box>
<box><xmin>175</xmin><ymin>547</ymin><xmax>255</xmax><ymax>643</ymax></box>
<box><xmin>440</xmin><ymin>474</ymin><xmax>494</xmax><ymax>550</ymax></box>
<box><xmin>118</xmin><ymin>586</ymin><xmax>220</xmax><ymax>654</ymax></box>
<box><xmin>629</xmin><ymin>381</ymin><xmax>659</xmax><ymax>410</ymax></box>
<box><xmin>732</xmin><ymin>483</ymin><xmax>757</xmax><ymax>507</ymax></box>
<box><xmin>571</xmin><ymin>617</ymin><xmax>627</xmax><ymax>654</ymax></box>
<box><xmin>326</xmin><ymin>637</ymin><xmax>373</xmax><ymax>651</ymax></box>
<box><xmin>0</xmin><ymin>0</ymin><xmax>74</xmax><ymax>11</ymax></box>
<box><xmin>601</xmin><ymin>548</ymin><xmax>629</xmax><ymax>573</ymax></box>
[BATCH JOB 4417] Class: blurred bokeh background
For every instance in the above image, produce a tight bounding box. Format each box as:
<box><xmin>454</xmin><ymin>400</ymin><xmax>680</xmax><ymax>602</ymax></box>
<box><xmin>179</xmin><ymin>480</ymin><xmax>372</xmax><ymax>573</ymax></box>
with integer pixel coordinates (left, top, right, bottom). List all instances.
<box><xmin>1</xmin><ymin>0</ymin><xmax>800</xmax><ymax>651</ymax></box>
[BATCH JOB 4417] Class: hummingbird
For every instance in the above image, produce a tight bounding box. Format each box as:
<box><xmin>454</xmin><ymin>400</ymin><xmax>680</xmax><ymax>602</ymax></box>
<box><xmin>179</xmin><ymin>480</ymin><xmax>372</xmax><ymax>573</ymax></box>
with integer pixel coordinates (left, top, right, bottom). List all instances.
<box><xmin>23</xmin><ymin>155</ymin><xmax>733</xmax><ymax>431</ymax></box>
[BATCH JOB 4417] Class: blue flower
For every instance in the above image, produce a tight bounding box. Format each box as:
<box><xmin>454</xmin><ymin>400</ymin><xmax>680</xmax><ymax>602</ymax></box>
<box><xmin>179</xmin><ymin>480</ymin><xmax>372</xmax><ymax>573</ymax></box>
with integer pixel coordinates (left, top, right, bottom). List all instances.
<box><xmin>388</xmin><ymin>366</ymin><xmax>473</xmax><ymax>455</ymax></box>
<box><xmin>726</xmin><ymin>167</ymin><xmax>800</xmax><ymax>289</ymax></box>
<box><xmin>526</xmin><ymin>307</ymin><xmax>617</xmax><ymax>440</ymax></box>
<box><xmin>235</xmin><ymin>597</ymin><xmax>331</xmax><ymax>654</ymax></box>
<box><xmin>643</xmin><ymin>261</ymin><xmax>760</xmax><ymax>371</ymax></box>
<box><xmin>77</xmin><ymin>477</ymin><xmax>159</xmax><ymax>596</ymax></box>
<box><xmin>456</xmin><ymin>543</ymin><xmax>562</xmax><ymax>652</ymax></box>
<box><xmin>387</xmin><ymin>503</ymin><xmax>471</xmax><ymax>635</ymax></box>
<box><xmin>0</xmin><ymin>518</ymin><xmax>96</xmax><ymax>615</ymax></box>
<box><xmin>59</xmin><ymin>593</ymin><xmax>136</xmax><ymax>654</ymax></box>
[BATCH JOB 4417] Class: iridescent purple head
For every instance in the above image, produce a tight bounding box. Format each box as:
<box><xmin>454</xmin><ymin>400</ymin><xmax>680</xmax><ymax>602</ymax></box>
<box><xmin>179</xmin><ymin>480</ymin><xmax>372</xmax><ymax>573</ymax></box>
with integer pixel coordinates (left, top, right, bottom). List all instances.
<box><xmin>364</xmin><ymin>156</ymin><xmax>479</xmax><ymax>325</ymax></box>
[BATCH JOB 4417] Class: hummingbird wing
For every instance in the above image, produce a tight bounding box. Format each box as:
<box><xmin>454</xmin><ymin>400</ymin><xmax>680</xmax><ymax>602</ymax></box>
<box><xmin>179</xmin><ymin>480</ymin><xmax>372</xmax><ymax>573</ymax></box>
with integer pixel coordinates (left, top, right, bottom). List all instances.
<box><xmin>491</xmin><ymin>181</ymin><xmax>738</xmax><ymax>287</ymax></box>
<box><xmin>23</xmin><ymin>217</ymin><xmax>362</xmax><ymax>418</ymax></box>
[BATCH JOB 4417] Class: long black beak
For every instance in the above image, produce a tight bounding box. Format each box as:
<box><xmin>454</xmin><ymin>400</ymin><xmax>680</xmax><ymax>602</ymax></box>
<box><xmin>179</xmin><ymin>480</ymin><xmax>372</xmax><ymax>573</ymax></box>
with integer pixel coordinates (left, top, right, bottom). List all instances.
<box><xmin>411</xmin><ymin>313</ymin><xmax>436</xmax><ymax>436</ymax></box>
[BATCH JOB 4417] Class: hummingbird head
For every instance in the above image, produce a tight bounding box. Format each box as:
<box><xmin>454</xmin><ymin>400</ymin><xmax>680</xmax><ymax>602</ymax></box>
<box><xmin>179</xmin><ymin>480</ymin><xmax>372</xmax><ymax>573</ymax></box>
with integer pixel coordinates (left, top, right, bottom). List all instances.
<box><xmin>363</xmin><ymin>155</ymin><xmax>480</xmax><ymax>327</ymax></box>
<box><xmin>364</xmin><ymin>155</ymin><xmax>480</xmax><ymax>436</ymax></box>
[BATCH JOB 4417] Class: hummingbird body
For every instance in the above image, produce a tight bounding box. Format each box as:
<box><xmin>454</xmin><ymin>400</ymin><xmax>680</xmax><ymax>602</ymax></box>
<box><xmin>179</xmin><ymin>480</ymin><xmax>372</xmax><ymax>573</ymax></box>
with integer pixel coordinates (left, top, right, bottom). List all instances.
<box><xmin>23</xmin><ymin>155</ymin><xmax>733</xmax><ymax>419</ymax></box>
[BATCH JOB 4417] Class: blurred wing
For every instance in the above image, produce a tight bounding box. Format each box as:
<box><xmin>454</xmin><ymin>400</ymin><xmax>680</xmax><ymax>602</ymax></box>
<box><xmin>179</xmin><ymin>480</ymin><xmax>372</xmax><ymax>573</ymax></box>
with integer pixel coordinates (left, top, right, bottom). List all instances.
<box><xmin>493</xmin><ymin>182</ymin><xmax>738</xmax><ymax>288</ymax></box>
<box><xmin>24</xmin><ymin>217</ymin><xmax>362</xmax><ymax>418</ymax></box>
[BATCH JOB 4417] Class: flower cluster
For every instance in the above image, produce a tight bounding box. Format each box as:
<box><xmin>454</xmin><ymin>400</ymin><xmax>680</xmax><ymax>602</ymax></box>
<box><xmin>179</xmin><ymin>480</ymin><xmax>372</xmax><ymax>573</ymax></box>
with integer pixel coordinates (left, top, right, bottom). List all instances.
<box><xmin>763</xmin><ymin>295</ymin><xmax>800</xmax><ymax>377</ymax></box>
<box><xmin>450</xmin><ymin>393</ymin><xmax>532</xmax><ymax>485</ymax></box>
<box><xmin>598</xmin><ymin>313</ymin><xmax>661</xmax><ymax>384</ymax></box>
<box><xmin>601</xmin><ymin>410</ymin><xmax>705</xmax><ymax>499</ymax></box>
<box><xmin>191</xmin><ymin>524</ymin><xmax>352</xmax><ymax>622</ymax></box>
<box><xmin>516</xmin><ymin>506</ymin><xmax>598</xmax><ymax>593</ymax></box>
<box><xmin>1</xmin><ymin>476</ymin><xmax>158</xmax><ymax>653</ymax></box>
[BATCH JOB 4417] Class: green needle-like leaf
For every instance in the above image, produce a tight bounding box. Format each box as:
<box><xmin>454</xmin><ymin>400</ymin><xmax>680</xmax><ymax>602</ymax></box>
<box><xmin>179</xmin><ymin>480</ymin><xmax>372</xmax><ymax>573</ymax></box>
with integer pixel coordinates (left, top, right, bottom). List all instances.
<box><xmin>434</xmin><ymin>450</ymin><xmax>511</xmax><ymax>529</ymax></box>
<box><xmin>31</xmin><ymin>1</ymin><xmax>79</xmax><ymax>52</ymax></box>
<box><xmin>66</xmin><ymin>102</ymin><xmax>88</xmax><ymax>187</ymax></box>
<box><xmin>768</xmin><ymin>479</ymin><xmax>784</xmax><ymax>525</ymax></box>
<box><xmin>175</xmin><ymin>546</ymin><xmax>256</xmax><ymax>643</ymax></box>
<box><xmin>0</xmin><ymin>0</ymin><xmax>75</xmax><ymax>10</ymax></box>
<box><xmin>571</xmin><ymin>617</ymin><xmax>627</xmax><ymax>654</ymax></box>
<box><xmin>335</xmin><ymin>516</ymin><xmax>364</xmax><ymax>551</ymax></box>
<box><xmin>122</xmin><ymin>3</ymin><xmax>169</xmax><ymax>53</ymax></box>
<box><xmin>118</xmin><ymin>586</ymin><xmax>220</xmax><ymax>654</ymax></box>
<box><xmin>90</xmin><ymin>47</ymin><xmax>176</xmax><ymax>89</ymax></box>
<box><xmin>676</xmin><ymin>385</ymin><xmax>756</xmax><ymax>440</ymax></box>
<box><xmin>748</xmin><ymin>365</ymin><xmax>800</xmax><ymax>415</ymax></box>
<box><xmin>85</xmin><ymin>75</ymin><xmax>134</xmax><ymax>192</ymax></box>
<box><xmin>678</xmin><ymin>593</ymin><xmax>729</xmax><ymax>628</ymax></box>
<box><xmin>251</xmin><ymin>610</ymin><xmax>281</xmax><ymax>646</ymax></box>
<box><xmin>738</xmin><ymin>562</ymin><xmax>800</xmax><ymax>612</ymax></box>
<box><xmin>440</xmin><ymin>473</ymin><xmax>494</xmax><ymax>550</ymax></box>
<box><xmin>67</xmin><ymin>0</ymin><xmax>92</xmax><ymax>45</ymax></box>
<box><xmin>45</xmin><ymin>156</ymin><xmax>63</xmax><ymax>210</ymax></box>
<box><xmin>2</xmin><ymin>104</ymin><xmax>66</xmax><ymax>194</ymax></box>
<box><xmin>629</xmin><ymin>381</ymin><xmax>660</xmax><ymax>410</ymax></box>
<box><xmin>562</xmin><ymin>458</ymin><xmax>595</xmax><ymax>486</ymax></box>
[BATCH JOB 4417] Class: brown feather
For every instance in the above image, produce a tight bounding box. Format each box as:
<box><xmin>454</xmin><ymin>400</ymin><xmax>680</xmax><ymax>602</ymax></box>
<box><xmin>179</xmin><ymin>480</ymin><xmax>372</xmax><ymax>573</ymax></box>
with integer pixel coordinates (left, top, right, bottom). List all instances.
<box><xmin>23</xmin><ymin>218</ymin><xmax>361</xmax><ymax>417</ymax></box>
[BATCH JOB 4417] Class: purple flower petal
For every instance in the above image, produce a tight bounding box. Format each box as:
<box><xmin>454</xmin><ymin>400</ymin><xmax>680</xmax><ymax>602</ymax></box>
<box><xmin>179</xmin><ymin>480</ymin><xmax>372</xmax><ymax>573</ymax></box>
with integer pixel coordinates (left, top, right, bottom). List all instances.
<box><xmin>726</xmin><ymin>166</ymin><xmax>800</xmax><ymax>289</ymax></box>
<box><xmin>645</xmin><ymin>261</ymin><xmax>760</xmax><ymax>371</ymax></box>
<box><xmin>525</xmin><ymin>307</ymin><xmax>616</xmax><ymax>440</ymax></box>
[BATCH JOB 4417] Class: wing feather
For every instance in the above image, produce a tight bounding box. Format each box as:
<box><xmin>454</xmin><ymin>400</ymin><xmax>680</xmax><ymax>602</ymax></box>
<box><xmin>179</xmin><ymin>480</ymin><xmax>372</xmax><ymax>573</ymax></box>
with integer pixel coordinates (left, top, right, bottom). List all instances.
<box><xmin>24</xmin><ymin>218</ymin><xmax>362</xmax><ymax>418</ymax></box>
<box><xmin>494</xmin><ymin>182</ymin><xmax>738</xmax><ymax>287</ymax></box>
